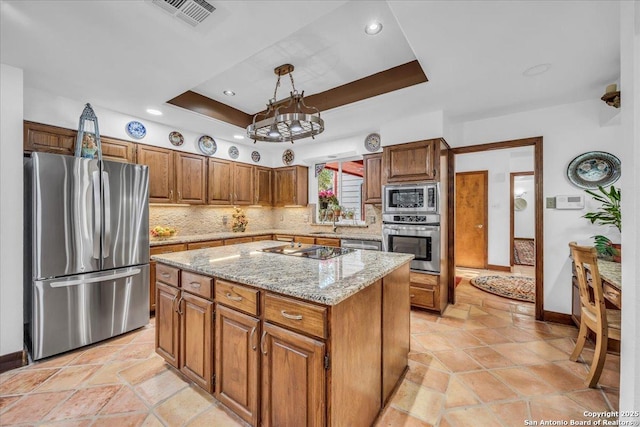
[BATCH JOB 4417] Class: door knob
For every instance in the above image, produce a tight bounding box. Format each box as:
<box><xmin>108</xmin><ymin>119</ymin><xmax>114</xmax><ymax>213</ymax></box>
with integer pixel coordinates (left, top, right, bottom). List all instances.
<box><xmin>476</xmin><ymin>224</ymin><xmax>483</xmax><ymax>228</ymax></box>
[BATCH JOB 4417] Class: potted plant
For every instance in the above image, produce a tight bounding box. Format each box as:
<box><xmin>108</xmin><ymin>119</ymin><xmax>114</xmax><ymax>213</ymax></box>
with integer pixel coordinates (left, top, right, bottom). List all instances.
<box><xmin>582</xmin><ymin>185</ymin><xmax>621</xmax><ymax>261</ymax></box>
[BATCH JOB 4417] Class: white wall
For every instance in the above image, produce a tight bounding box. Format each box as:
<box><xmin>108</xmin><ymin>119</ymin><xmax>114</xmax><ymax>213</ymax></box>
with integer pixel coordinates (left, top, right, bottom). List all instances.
<box><xmin>514</xmin><ymin>176</ymin><xmax>535</xmax><ymax>239</ymax></box>
<box><xmin>0</xmin><ymin>64</ymin><xmax>24</xmax><ymax>357</ymax></box>
<box><xmin>455</xmin><ymin>148</ymin><xmax>534</xmax><ymax>267</ymax></box>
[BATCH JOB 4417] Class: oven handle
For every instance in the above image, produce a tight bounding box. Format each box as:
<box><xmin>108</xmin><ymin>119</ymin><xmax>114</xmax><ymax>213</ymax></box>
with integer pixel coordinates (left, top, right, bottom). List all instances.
<box><xmin>383</xmin><ymin>224</ymin><xmax>440</xmax><ymax>231</ymax></box>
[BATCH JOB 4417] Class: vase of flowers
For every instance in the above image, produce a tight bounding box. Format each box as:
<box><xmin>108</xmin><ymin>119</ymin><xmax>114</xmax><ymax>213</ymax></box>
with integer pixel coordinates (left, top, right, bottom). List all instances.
<box><xmin>318</xmin><ymin>189</ymin><xmax>338</xmax><ymax>210</ymax></box>
<box><xmin>231</xmin><ymin>207</ymin><xmax>248</xmax><ymax>232</ymax></box>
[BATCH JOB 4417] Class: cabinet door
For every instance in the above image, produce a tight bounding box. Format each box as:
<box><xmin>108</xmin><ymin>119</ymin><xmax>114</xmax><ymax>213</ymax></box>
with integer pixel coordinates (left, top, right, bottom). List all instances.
<box><xmin>23</xmin><ymin>121</ymin><xmax>75</xmax><ymax>155</ymax></box>
<box><xmin>215</xmin><ymin>305</ymin><xmax>260</xmax><ymax>426</ymax></box>
<box><xmin>101</xmin><ymin>136</ymin><xmax>136</xmax><ymax>163</ymax></box>
<box><xmin>233</xmin><ymin>163</ymin><xmax>255</xmax><ymax>205</ymax></box>
<box><xmin>156</xmin><ymin>282</ymin><xmax>180</xmax><ymax>368</ymax></box>
<box><xmin>208</xmin><ymin>158</ymin><xmax>233</xmax><ymax>205</ymax></box>
<box><xmin>261</xmin><ymin>322</ymin><xmax>325</xmax><ymax>427</ymax></box>
<box><xmin>138</xmin><ymin>145</ymin><xmax>175</xmax><ymax>203</ymax></box>
<box><xmin>176</xmin><ymin>152</ymin><xmax>207</xmax><ymax>204</ymax></box>
<box><xmin>363</xmin><ymin>153</ymin><xmax>382</xmax><ymax>204</ymax></box>
<box><xmin>274</xmin><ymin>166</ymin><xmax>308</xmax><ymax>206</ymax></box>
<box><xmin>255</xmin><ymin>166</ymin><xmax>273</xmax><ymax>206</ymax></box>
<box><xmin>180</xmin><ymin>292</ymin><xmax>214</xmax><ymax>392</ymax></box>
<box><xmin>383</xmin><ymin>139</ymin><xmax>437</xmax><ymax>183</ymax></box>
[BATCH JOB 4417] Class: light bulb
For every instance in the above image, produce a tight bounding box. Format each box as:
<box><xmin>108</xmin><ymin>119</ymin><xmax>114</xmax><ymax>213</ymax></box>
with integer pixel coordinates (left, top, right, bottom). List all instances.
<box><xmin>267</xmin><ymin>124</ymin><xmax>281</xmax><ymax>138</ymax></box>
<box><xmin>289</xmin><ymin>120</ymin><xmax>303</xmax><ymax>133</ymax></box>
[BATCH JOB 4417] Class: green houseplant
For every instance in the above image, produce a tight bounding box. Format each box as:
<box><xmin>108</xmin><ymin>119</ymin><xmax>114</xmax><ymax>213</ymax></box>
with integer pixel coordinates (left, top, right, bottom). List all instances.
<box><xmin>582</xmin><ymin>185</ymin><xmax>621</xmax><ymax>259</ymax></box>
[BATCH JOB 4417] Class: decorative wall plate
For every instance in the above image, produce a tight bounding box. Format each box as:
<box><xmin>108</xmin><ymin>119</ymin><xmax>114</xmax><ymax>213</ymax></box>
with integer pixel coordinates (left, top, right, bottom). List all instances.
<box><xmin>126</xmin><ymin>121</ymin><xmax>146</xmax><ymax>139</ymax></box>
<box><xmin>251</xmin><ymin>151</ymin><xmax>261</xmax><ymax>163</ymax></box>
<box><xmin>169</xmin><ymin>131</ymin><xmax>184</xmax><ymax>146</ymax></box>
<box><xmin>198</xmin><ymin>135</ymin><xmax>217</xmax><ymax>156</ymax></box>
<box><xmin>364</xmin><ymin>133</ymin><xmax>381</xmax><ymax>152</ymax></box>
<box><xmin>228</xmin><ymin>146</ymin><xmax>239</xmax><ymax>159</ymax></box>
<box><xmin>282</xmin><ymin>149</ymin><xmax>295</xmax><ymax>165</ymax></box>
<box><xmin>566</xmin><ymin>151</ymin><xmax>621</xmax><ymax>189</ymax></box>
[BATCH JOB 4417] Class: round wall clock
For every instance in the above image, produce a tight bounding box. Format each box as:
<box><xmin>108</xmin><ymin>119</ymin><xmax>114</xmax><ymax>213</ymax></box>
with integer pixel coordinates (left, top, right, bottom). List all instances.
<box><xmin>566</xmin><ymin>151</ymin><xmax>621</xmax><ymax>189</ymax></box>
<box><xmin>364</xmin><ymin>133</ymin><xmax>381</xmax><ymax>152</ymax></box>
<box><xmin>282</xmin><ymin>149</ymin><xmax>295</xmax><ymax>165</ymax></box>
<box><xmin>126</xmin><ymin>121</ymin><xmax>146</xmax><ymax>139</ymax></box>
<box><xmin>228</xmin><ymin>146</ymin><xmax>239</xmax><ymax>159</ymax></box>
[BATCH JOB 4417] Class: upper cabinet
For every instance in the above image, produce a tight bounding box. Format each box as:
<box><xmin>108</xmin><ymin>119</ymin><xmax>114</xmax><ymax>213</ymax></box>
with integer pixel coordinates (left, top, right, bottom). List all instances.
<box><xmin>363</xmin><ymin>153</ymin><xmax>383</xmax><ymax>204</ymax></box>
<box><xmin>137</xmin><ymin>145</ymin><xmax>175</xmax><ymax>203</ymax></box>
<box><xmin>208</xmin><ymin>159</ymin><xmax>255</xmax><ymax>206</ymax></box>
<box><xmin>383</xmin><ymin>139</ymin><xmax>438</xmax><ymax>183</ymax></box>
<box><xmin>100</xmin><ymin>136</ymin><xmax>136</xmax><ymax>163</ymax></box>
<box><xmin>273</xmin><ymin>166</ymin><xmax>308</xmax><ymax>207</ymax></box>
<box><xmin>255</xmin><ymin>166</ymin><xmax>273</xmax><ymax>206</ymax></box>
<box><xmin>24</xmin><ymin>121</ymin><xmax>75</xmax><ymax>155</ymax></box>
<box><xmin>175</xmin><ymin>152</ymin><xmax>207</xmax><ymax>204</ymax></box>
<box><xmin>233</xmin><ymin>162</ymin><xmax>255</xmax><ymax>205</ymax></box>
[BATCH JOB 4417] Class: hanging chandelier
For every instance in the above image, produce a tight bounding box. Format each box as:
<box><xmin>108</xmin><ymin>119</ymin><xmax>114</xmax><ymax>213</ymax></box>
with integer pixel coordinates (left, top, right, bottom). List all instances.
<box><xmin>247</xmin><ymin>64</ymin><xmax>324</xmax><ymax>143</ymax></box>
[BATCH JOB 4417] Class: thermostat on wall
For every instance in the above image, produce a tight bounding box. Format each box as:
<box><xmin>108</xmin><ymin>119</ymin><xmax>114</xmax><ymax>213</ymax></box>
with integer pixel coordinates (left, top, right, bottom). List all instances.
<box><xmin>555</xmin><ymin>195</ymin><xmax>585</xmax><ymax>209</ymax></box>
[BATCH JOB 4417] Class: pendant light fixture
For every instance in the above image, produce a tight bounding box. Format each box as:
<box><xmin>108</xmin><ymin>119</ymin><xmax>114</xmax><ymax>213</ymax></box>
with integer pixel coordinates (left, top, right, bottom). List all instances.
<box><xmin>247</xmin><ymin>64</ymin><xmax>324</xmax><ymax>143</ymax></box>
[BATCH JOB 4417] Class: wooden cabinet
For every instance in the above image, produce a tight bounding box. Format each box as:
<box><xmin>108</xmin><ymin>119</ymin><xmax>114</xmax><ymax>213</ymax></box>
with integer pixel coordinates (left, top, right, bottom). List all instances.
<box><xmin>24</xmin><ymin>121</ymin><xmax>76</xmax><ymax>155</ymax></box>
<box><xmin>255</xmin><ymin>166</ymin><xmax>273</xmax><ymax>206</ymax></box>
<box><xmin>156</xmin><ymin>282</ymin><xmax>180</xmax><ymax>368</ymax></box>
<box><xmin>383</xmin><ymin>139</ymin><xmax>438</xmax><ymax>183</ymax></box>
<box><xmin>294</xmin><ymin>236</ymin><xmax>315</xmax><ymax>245</ymax></box>
<box><xmin>261</xmin><ymin>322</ymin><xmax>326</xmax><ymax>427</ymax></box>
<box><xmin>252</xmin><ymin>234</ymin><xmax>273</xmax><ymax>242</ymax></box>
<box><xmin>409</xmin><ymin>271</ymin><xmax>448</xmax><ymax>314</ymax></box>
<box><xmin>175</xmin><ymin>152</ymin><xmax>207</xmax><ymax>204</ymax></box>
<box><xmin>187</xmin><ymin>240</ymin><xmax>224</xmax><ymax>250</ymax></box>
<box><xmin>215</xmin><ymin>304</ymin><xmax>260</xmax><ymax>426</ymax></box>
<box><xmin>225</xmin><ymin>236</ymin><xmax>254</xmax><ymax>245</ymax></box>
<box><xmin>315</xmin><ymin>237</ymin><xmax>340</xmax><ymax>247</ymax></box>
<box><xmin>273</xmin><ymin>166</ymin><xmax>308</xmax><ymax>206</ymax></box>
<box><xmin>150</xmin><ymin>244</ymin><xmax>187</xmax><ymax>312</ymax></box>
<box><xmin>180</xmin><ymin>291</ymin><xmax>214</xmax><ymax>392</ymax></box>
<box><xmin>234</xmin><ymin>163</ymin><xmax>255</xmax><ymax>205</ymax></box>
<box><xmin>208</xmin><ymin>159</ymin><xmax>255</xmax><ymax>206</ymax></box>
<box><xmin>138</xmin><ymin>145</ymin><xmax>175</xmax><ymax>203</ymax></box>
<box><xmin>100</xmin><ymin>136</ymin><xmax>136</xmax><ymax>163</ymax></box>
<box><xmin>363</xmin><ymin>153</ymin><xmax>383</xmax><ymax>204</ymax></box>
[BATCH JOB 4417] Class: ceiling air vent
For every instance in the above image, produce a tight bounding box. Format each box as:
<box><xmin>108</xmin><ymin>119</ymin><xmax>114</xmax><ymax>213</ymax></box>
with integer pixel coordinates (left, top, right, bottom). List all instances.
<box><xmin>150</xmin><ymin>0</ymin><xmax>215</xmax><ymax>27</ymax></box>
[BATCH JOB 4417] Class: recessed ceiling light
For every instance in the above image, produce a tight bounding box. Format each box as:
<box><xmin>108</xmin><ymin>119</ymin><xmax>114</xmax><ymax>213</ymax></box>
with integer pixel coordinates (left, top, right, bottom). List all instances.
<box><xmin>146</xmin><ymin>108</ymin><xmax>162</xmax><ymax>116</ymax></box>
<box><xmin>522</xmin><ymin>63</ymin><xmax>551</xmax><ymax>77</ymax></box>
<box><xmin>365</xmin><ymin>21</ymin><xmax>383</xmax><ymax>36</ymax></box>
<box><xmin>223</xmin><ymin>90</ymin><xmax>236</xmax><ymax>96</ymax></box>
<box><xmin>233</xmin><ymin>134</ymin><xmax>245</xmax><ymax>140</ymax></box>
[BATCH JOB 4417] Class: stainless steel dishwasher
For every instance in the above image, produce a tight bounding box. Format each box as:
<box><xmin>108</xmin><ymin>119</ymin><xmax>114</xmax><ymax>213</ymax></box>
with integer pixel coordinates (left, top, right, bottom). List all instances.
<box><xmin>340</xmin><ymin>239</ymin><xmax>382</xmax><ymax>251</ymax></box>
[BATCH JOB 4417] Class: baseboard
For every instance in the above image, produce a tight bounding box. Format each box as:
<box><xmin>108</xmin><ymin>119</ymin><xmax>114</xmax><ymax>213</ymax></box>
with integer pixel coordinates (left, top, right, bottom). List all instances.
<box><xmin>486</xmin><ymin>264</ymin><xmax>511</xmax><ymax>272</ymax></box>
<box><xmin>543</xmin><ymin>310</ymin><xmax>574</xmax><ymax>325</ymax></box>
<box><xmin>0</xmin><ymin>350</ymin><xmax>27</xmax><ymax>374</ymax></box>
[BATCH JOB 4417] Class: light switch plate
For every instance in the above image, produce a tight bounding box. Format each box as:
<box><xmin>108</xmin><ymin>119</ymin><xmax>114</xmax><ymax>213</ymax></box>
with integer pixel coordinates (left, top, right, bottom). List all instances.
<box><xmin>546</xmin><ymin>197</ymin><xmax>556</xmax><ymax>209</ymax></box>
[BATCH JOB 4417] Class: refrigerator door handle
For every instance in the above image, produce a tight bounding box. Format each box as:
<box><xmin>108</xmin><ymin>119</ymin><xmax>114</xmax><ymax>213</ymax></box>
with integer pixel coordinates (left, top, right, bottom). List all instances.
<box><xmin>50</xmin><ymin>268</ymin><xmax>142</xmax><ymax>288</ymax></box>
<box><xmin>92</xmin><ymin>171</ymin><xmax>101</xmax><ymax>259</ymax></box>
<box><xmin>102</xmin><ymin>171</ymin><xmax>111</xmax><ymax>258</ymax></box>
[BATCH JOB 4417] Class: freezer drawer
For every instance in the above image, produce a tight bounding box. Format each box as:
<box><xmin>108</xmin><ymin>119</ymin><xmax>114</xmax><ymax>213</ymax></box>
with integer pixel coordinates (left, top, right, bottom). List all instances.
<box><xmin>28</xmin><ymin>265</ymin><xmax>149</xmax><ymax>360</ymax></box>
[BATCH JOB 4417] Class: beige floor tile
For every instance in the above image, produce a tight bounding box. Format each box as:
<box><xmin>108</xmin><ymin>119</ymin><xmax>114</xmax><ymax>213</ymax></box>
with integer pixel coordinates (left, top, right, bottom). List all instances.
<box><xmin>105</xmin><ymin>331</ymin><xmax>141</xmax><ymax>346</ymax></box>
<box><xmin>437</xmin><ymin>316</ymin><xmax>468</xmax><ymax>329</ymax></box>
<box><xmin>68</xmin><ymin>345</ymin><xmax>124</xmax><ymax>365</ymax></box>
<box><xmin>405</xmin><ymin>360</ymin><xmax>450</xmax><ymax>393</ymax></box>
<box><xmin>112</xmin><ymin>342</ymin><xmax>155</xmax><ymax>361</ymax></box>
<box><xmin>118</xmin><ymin>356</ymin><xmax>169</xmax><ymax>386</ymax></box>
<box><xmin>460</xmin><ymin>319</ymin><xmax>489</xmax><ymax>330</ymax></box>
<box><xmin>442</xmin><ymin>306</ymin><xmax>469</xmax><ymax>320</ymax></box>
<box><xmin>31</xmin><ymin>352</ymin><xmax>82</xmax><ymax>369</ymax></box>
<box><xmin>84</xmin><ymin>360</ymin><xmax>132</xmax><ymax>386</ymax></box>
<box><xmin>432</xmin><ymin>350</ymin><xmax>483</xmax><ymax>373</ymax></box>
<box><xmin>467</xmin><ymin>306</ymin><xmax>490</xmax><ymax>318</ymax></box>
<box><xmin>36</xmin><ymin>365</ymin><xmax>100</xmax><ymax>392</ymax></box>
<box><xmin>91</xmin><ymin>413</ymin><xmax>148</xmax><ymax>427</ymax></box>
<box><xmin>492</xmin><ymin>367</ymin><xmax>557</xmax><ymax>396</ymax></box>
<box><xmin>410</xmin><ymin>336</ymin><xmax>429</xmax><ymax>353</ymax></box>
<box><xmin>443</xmin><ymin>378</ymin><xmax>479</xmax><ymax>408</ymax></box>
<box><xmin>140</xmin><ymin>413</ymin><xmax>165</xmax><ymax>427</ymax></box>
<box><xmin>602</xmin><ymin>386</ymin><xmax>619</xmax><ymax>411</ymax></box>
<box><xmin>413</xmin><ymin>333</ymin><xmax>455</xmax><ymax>352</ymax></box>
<box><xmin>457</xmin><ymin>371</ymin><xmax>518</xmax><ymax>402</ymax></box>
<box><xmin>479</xmin><ymin>307</ymin><xmax>513</xmax><ymax>320</ymax></box>
<box><xmin>522</xmin><ymin>340</ymin><xmax>570</xmax><ymax>361</ymax></box>
<box><xmin>410</xmin><ymin>316</ymin><xmax>437</xmax><ymax>334</ymax></box>
<box><xmin>155</xmin><ymin>385</ymin><xmax>214</xmax><ymax>426</ymax></box>
<box><xmin>39</xmin><ymin>419</ymin><xmax>93</xmax><ymax>427</ymax></box>
<box><xmin>186</xmin><ymin>404</ymin><xmax>247</xmax><ymax>426</ymax></box>
<box><xmin>100</xmin><ymin>385</ymin><xmax>148</xmax><ymax>415</ymax></box>
<box><xmin>0</xmin><ymin>395</ymin><xmax>21</xmax><ymax>413</ymax></box>
<box><xmin>44</xmin><ymin>384</ymin><xmax>121</xmax><ymax>422</ymax></box>
<box><xmin>408</xmin><ymin>352</ymin><xmax>449</xmax><ymax>372</ymax></box>
<box><xmin>444</xmin><ymin>406</ymin><xmax>504</xmax><ymax>427</ymax></box>
<box><xmin>135</xmin><ymin>369</ymin><xmax>188</xmax><ymax>406</ymax></box>
<box><xmin>512</xmin><ymin>316</ymin><xmax>553</xmax><ymax>333</ymax></box>
<box><xmin>390</xmin><ymin>380</ymin><xmax>444</xmax><ymax>425</ymax></box>
<box><xmin>489</xmin><ymin>400</ymin><xmax>530</xmax><ymax>426</ymax></box>
<box><xmin>481</xmin><ymin>298</ymin><xmax>516</xmax><ymax>313</ymax></box>
<box><xmin>547</xmin><ymin>323</ymin><xmax>579</xmax><ymax>339</ymax></box>
<box><xmin>0</xmin><ymin>368</ymin><xmax>60</xmax><ymax>395</ymax></box>
<box><xmin>491</xmin><ymin>326</ymin><xmax>540</xmax><ymax>343</ymax></box>
<box><xmin>464</xmin><ymin>347</ymin><xmax>515</xmax><ymax>369</ymax></box>
<box><xmin>0</xmin><ymin>390</ymin><xmax>73</xmax><ymax>424</ymax></box>
<box><xmin>530</xmin><ymin>394</ymin><xmax>594</xmax><ymax>422</ymax></box>
<box><xmin>131</xmin><ymin>328</ymin><xmax>156</xmax><ymax>343</ymax></box>
<box><xmin>439</xmin><ymin>331</ymin><xmax>484</xmax><ymax>349</ymax></box>
<box><xmin>491</xmin><ymin>342</ymin><xmax>549</xmax><ymax>366</ymax></box>
<box><xmin>376</xmin><ymin>406</ymin><xmax>435</xmax><ymax>427</ymax></box>
<box><xmin>567</xmin><ymin>388</ymin><xmax>613</xmax><ymax>412</ymax></box>
<box><xmin>545</xmin><ymin>337</ymin><xmax>578</xmax><ymax>354</ymax></box>
<box><xmin>527</xmin><ymin>363</ymin><xmax>586</xmax><ymax>392</ymax></box>
<box><xmin>466</xmin><ymin>328</ymin><xmax>513</xmax><ymax>345</ymax></box>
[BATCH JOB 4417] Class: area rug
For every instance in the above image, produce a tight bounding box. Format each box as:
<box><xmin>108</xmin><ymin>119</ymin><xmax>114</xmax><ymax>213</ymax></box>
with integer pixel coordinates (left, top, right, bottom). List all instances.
<box><xmin>514</xmin><ymin>239</ymin><xmax>535</xmax><ymax>266</ymax></box>
<box><xmin>470</xmin><ymin>275</ymin><xmax>535</xmax><ymax>302</ymax></box>
<box><xmin>455</xmin><ymin>276</ymin><xmax>462</xmax><ymax>286</ymax></box>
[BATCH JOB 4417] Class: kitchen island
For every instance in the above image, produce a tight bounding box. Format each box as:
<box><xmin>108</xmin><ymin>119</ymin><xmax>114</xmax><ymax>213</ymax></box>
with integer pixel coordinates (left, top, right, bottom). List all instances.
<box><xmin>152</xmin><ymin>240</ymin><xmax>412</xmax><ymax>427</ymax></box>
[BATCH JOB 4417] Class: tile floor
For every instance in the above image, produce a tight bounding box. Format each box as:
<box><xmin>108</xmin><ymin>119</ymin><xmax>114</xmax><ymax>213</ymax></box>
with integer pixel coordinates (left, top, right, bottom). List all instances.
<box><xmin>0</xmin><ymin>271</ymin><xmax>620</xmax><ymax>427</ymax></box>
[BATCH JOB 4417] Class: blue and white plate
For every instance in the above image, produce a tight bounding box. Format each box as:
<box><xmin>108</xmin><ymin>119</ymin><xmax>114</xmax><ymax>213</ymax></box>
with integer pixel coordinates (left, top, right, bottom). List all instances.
<box><xmin>198</xmin><ymin>135</ymin><xmax>217</xmax><ymax>156</ymax></box>
<box><xmin>229</xmin><ymin>146</ymin><xmax>239</xmax><ymax>159</ymax></box>
<box><xmin>126</xmin><ymin>121</ymin><xmax>146</xmax><ymax>139</ymax></box>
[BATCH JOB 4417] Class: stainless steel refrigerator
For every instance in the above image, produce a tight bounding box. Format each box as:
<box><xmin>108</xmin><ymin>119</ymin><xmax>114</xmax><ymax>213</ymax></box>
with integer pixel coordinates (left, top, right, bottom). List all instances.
<box><xmin>24</xmin><ymin>152</ymin><xmax>150</xmax><ymax>360</ymax></box>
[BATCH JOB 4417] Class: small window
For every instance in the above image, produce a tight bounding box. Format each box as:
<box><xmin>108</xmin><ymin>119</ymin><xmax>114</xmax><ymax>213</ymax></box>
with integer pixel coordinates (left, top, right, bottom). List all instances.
<box><xmin>316</xmin><ymin>160</ymin><xmax>364</xmax><ymax>223</ymax></box>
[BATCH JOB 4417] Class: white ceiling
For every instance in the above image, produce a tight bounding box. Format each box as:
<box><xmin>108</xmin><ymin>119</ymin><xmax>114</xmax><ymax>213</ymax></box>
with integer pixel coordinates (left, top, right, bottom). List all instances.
<box><xmin>0</xmin><ymin>0</ymin><xmax>621</xmax><ymax>147</ymax></box>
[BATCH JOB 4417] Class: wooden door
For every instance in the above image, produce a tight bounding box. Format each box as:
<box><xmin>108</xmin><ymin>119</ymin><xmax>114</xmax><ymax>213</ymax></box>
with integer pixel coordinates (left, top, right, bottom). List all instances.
<box><xmin>138</xmin><ymin>145</ymin><xmax>175</xmax><ymax>203</ymax></box>
<box><xmin>363</xmin><ymin>153</ymin><xmax>382</xmax><ymax>204</ymax></box>
<box><xmin>176</xmin><ymin>152</ymin><xmax>206</xmax><ymax>204</ymax></box>
<box><xmin>155</xmin><ymin>282</ymin><xmax>180</xmax><ymax>368</ymax></box>
<box><xmin>233</xmin><ymin>163</ymin><xmax>255</xmax><ymax>205</ymax></box>
<box><xmin>261</xmin><ymin>322</ymin><xmax>325</xmax><ymax>427</ymax></box>
<box><xmin>180</xmin><ymin>292</ymin><xmax>214</xmax><ymax>392</ymax></box>
<box><xmin>23</xmin><ymin>121</ymin><xmax>76</xmax><ymax>155</ymax></box>
<box><xmin>255</xmin><ymin>166</ymin><xmax>273</xmax><ymax>206</ymax></box>
<box><xmin>215</xmin><ymin>305</ymin><xmax>260</xmax><ymax>426</ymax></box>
<box><xmin>208</xmin><ymin>158</ymin><xmax>233</xmax><ymax>205</ymax></box>
<box><xmin>455</xmin><ymin>171</ymin><xmax>488</xmax><ymax>268</ymax></box>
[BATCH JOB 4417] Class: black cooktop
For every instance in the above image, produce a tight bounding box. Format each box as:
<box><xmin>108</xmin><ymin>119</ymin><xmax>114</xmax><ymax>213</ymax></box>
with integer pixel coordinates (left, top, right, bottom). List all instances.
<box><xmin>260</xmin><ymin>243</ymin><xmax>354</xmax><ymax>260</ymax></box>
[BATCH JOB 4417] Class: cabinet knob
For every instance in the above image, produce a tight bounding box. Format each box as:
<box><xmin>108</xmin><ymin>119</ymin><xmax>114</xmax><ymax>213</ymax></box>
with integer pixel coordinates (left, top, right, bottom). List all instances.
<box><xmin>225</xmin><ymin>292</ymin><xmax>243</xmax><ymax>302</ymax></box>
<box><xmin>281</xmin><ymin>310</ymin><xmax>303</xmax><ymax>321</ymax></box>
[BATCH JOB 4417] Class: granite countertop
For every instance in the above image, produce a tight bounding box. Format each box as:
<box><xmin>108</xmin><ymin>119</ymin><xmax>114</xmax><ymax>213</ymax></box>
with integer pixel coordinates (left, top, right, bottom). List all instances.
<box><xmin>596</xmin><ymin>259</ymin><xmax>621</xmax><ymax>290</ymax></box>
<box><xmin>150</xmin><ymin>229</ymin><xmax>382</xmax><ymax>247</ymax></box>
<box><xmin>151</xmin><ymin>240</ymin><xmax>413</xmax><ymax>306</ymax></box>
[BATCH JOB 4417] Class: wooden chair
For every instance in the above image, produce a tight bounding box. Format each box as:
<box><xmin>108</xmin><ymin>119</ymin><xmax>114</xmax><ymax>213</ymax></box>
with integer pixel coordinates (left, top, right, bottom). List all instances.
<box><xmin>568</xmin><ymin>242</ymin><xmax>621</xmax><ymax>388</ymax></box>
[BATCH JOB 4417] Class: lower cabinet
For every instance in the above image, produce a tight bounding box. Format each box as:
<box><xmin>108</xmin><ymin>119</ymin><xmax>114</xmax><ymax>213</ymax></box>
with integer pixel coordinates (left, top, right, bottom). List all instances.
<box><xmin>155</xmin><ymin>282</ymin><xmax>180</xmax><ymax>367</ymax></box>
<box><xmin>261</xmin><ymin>322</ymin><xmax>326</xmax><ymax>427</ymax></box>
<box><xmin>409</xmin><ymin>271</ymin><xmax>448</xmax><ymax>314</ymax></box>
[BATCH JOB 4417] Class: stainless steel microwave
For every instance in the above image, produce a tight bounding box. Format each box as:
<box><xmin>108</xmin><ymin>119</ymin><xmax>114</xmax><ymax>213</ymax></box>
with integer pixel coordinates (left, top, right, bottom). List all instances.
<box><xmin>382</xmin><ymin>183</ymin><xmax>439</xmax><ymax>214</ymax></box>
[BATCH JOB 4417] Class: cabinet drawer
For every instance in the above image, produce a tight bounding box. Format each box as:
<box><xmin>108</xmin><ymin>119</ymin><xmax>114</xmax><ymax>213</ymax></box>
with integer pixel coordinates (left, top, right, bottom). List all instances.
<box><xmin>225</xmin><ymin>236</ymin><xmax>253</xmax><ymax>245</ymax></box>
<box><xmin>181</xmin><ymin>271</ymin><xmax>213</xmax><ymax>299</ymax></box>
<box><xmin>156</xmin><ymin>264</ymin><xmax>179</xmax><ymax>287</ymax></box>
<box><xmin>264</xmin><ymin>293</ymin><xmax>327</xmax><ymax>339</ymax></box>
<box><xmin>603</xmin><ymin>282</ymin><xmax>621</xmax><ymax>307</ymax></box>
<box><xmin>294</xmin><ymin>236</ymin><xmax>315</xmax><ymax>244</ymax></box>
<box><xmin>187</xmin><ymin>240</ymin><xmax>224</xmax><ymax>250</ymax></box>
<box><xmin>315</xmin><ymin>238</ymin><xmax>340</xmax><ymax>247</ymax></box>
<box><xmin>410</xmin><ymin>271</ymin><xmax>438</xmax><ymax>288</ymax></box>
<box><xmin>216</xmin><ymin>279</ymin><xmax>260</xmax><ymax>316</ymax></box>
<box><xmin>410</xmin><ymin>286</ymin><xmax>436</xmax><ymax>309</ymax></box>
<box><xmin>252</xmin><ymin>234</ymin><xmax>273</xmax><ymax>241</ymax></box>
<box><xmin>150</xmin><ymin>243</ymin><xmax>187</xmax><ymax>255</ymax></box>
